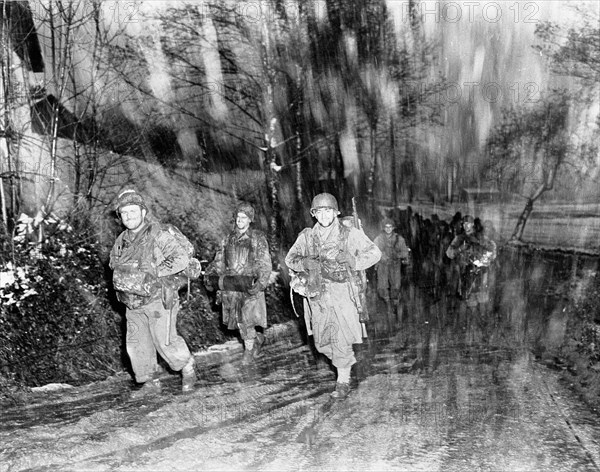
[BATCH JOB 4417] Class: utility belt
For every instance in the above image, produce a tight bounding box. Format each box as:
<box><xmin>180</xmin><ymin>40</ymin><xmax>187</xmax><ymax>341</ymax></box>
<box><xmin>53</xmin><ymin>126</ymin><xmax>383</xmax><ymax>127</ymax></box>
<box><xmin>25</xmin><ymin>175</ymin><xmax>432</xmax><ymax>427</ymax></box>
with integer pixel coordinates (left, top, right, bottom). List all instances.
<box><xmin>321</xmin><ymin>268</ymin><xmax>358</xmax><ymax>283</ymax></box>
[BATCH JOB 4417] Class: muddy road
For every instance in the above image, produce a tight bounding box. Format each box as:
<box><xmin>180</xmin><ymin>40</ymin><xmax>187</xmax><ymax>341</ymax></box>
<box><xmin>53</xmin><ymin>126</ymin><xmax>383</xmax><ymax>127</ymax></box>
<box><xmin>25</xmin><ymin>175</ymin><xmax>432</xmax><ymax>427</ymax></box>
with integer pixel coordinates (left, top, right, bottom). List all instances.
<box><xmin>2</xmin><ymin>252</ymin><xmax>600</xmax><ymax>471</ymax></box>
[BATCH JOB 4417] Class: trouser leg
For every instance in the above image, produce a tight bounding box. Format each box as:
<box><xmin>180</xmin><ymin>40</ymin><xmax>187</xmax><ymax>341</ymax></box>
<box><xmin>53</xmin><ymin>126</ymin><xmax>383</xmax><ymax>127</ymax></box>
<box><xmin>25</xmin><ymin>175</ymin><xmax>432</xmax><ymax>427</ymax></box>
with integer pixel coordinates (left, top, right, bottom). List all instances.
<box><xmin>126</xmin><ymin>308</ymin><xmax>158</xmax><ymax>383</ymax></box>
<box><xmin>238</xmin><ymin>321</ymin><xmax>257</xmax><ymax>341</ymax></box>
<box><xmin>145</xmin><ymin>299</ymin><xmax>192</xmax><ymax>372</ymax></box>
<box><xmin>377</xmin><ymin>265</ymin><xmax>391</xmax><ymax>301</ymax></box>
<box><xmin>313</xmin><ymin>323</ymin><xmax>356</xmax><ymax>370</ymax></box>
<box><xmin>389</xmin><ymin>267</ymin><xmax>402</xmax><ymax>303</ymax></box>
<box><xmin>337</xmin><ymin>366</ymin><xmax>351</xmax><ymax>383</ymax></box>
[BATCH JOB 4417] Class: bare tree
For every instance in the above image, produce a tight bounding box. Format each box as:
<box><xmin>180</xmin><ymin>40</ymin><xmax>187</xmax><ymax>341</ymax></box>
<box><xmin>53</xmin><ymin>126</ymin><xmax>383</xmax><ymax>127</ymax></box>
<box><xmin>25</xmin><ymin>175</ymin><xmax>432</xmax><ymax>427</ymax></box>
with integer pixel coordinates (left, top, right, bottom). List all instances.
<box><xmin>486</xmin><ymin>93</ymin><xmax>572</xmax><ymax>241</ymax></box>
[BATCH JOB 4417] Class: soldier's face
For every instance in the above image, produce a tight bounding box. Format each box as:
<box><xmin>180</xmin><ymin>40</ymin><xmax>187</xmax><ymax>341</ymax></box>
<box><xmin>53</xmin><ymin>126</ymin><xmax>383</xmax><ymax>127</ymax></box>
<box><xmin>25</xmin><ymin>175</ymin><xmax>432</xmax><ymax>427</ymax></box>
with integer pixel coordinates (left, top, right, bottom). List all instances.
<box><xmin>236</xmin><ymin>212</ymin><xmax>251</xmax><ymax>232</ymax></box>
<box><xmin>312</xmin><ymin>207</ymin><xmax>337</xmax><ymax>227</ymax></box>
<box><xmin>384</xmin><ymin>224</ymin><xmax>394</xmax><ymax>234</ymax></box>
<box><xmin>120</xmin><ymin>204</ymin><xmax>146</xmax><ymax>232</ymax></box>
<box><xmin>464</xmin><ymin>222</ymin><xmax>474</xmax><ymax>234</ymax></box>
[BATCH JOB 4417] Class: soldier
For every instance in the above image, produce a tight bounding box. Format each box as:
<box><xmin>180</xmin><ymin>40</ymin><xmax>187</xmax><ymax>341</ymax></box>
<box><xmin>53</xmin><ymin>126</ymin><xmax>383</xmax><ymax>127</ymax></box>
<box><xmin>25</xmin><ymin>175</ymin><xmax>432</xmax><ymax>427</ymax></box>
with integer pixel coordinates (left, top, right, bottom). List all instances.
<box><xmin>109</xmin><ymin>189</ymin><xmax>196</xmax><ymax>397</ymax></box>
<box><xmin>285</xmin><ymin>193</ymin><xmax>381</xmax><ymax>399</ymax></box>
<box><xmin>446</xmin><ymin>215</ymin><xmax>497</xmax><ymax>307</ymax></box>
<box><xmin>205</xmin><ymin>204</ymin><xmax>272</xmax><ymax>365</ymax></box>
<box><xmin>373</xmin><ymin>218</ymin><xmax>410</xmax><ymax>311</ymax></box>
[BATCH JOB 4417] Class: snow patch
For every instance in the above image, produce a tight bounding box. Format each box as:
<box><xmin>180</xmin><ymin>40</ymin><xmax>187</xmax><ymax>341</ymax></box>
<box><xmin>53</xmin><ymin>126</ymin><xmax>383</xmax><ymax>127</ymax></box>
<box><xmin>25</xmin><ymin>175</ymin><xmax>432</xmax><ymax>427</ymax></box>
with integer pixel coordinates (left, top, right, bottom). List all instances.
<box><xmin>31</xmin><ymin>383</ymin><xmax>75</xmax><ymax>392</ymax></box>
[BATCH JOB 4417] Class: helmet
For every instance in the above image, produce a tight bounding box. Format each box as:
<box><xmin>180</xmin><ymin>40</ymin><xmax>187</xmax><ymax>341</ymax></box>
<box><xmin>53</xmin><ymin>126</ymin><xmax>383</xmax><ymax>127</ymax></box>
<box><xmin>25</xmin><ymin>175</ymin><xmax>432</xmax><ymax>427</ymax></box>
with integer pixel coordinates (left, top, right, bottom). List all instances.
<box><xmin>235</xmin><ymin>203</ymin><xmax>255</xmax><ymax>222</ymax></box>
<box><xmin>310</xmin><ymin>193</ymin><xmax>339</xmax><ymax>211</ymax></box>
<box><xmin>381</xmin><ymin>218</ymin><xmax>395</xmax><ymax>230</ymax></box>
<box><xmin>115</xmin><ymin>189</ymin><xmax>147</xmax><ymax>212</ymax></box>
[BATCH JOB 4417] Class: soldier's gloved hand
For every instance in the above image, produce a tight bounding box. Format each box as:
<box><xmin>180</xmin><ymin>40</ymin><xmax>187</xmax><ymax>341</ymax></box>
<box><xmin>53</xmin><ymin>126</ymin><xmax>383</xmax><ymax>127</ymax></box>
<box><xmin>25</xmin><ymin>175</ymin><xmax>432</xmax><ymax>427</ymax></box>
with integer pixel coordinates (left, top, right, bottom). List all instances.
<box><xmin>303</xmin><ymin>256</ymin><xmax>320</xmax><ymax>272</ymax></box>
<box><xmin>336</xmin><ymin>250</ymin><xmax>356</xmax><ymax>269</ymax></box>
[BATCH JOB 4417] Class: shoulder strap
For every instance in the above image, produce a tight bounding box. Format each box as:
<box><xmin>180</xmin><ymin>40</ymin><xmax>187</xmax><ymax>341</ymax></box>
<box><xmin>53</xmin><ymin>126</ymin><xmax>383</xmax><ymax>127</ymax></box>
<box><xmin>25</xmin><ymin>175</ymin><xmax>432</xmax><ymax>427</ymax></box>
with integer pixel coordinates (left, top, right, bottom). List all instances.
<box><xmin>249</xmin><ymin>228</ymin><xmax>259</xmax><ymax>250</ymax></box>
<box><xmin>113</xmin><ymin>231</ymin><xmax>126</xmax><ymax>258</ymax></box>
<box><xmin>339</xmin><ymin>223</ymin><xmax>351</xmax><ymax>252</ymax></box>
<box><xmin>300</xmin><ymin>228</ymin><xmax>313</xmax><ymax>256</ymax></box>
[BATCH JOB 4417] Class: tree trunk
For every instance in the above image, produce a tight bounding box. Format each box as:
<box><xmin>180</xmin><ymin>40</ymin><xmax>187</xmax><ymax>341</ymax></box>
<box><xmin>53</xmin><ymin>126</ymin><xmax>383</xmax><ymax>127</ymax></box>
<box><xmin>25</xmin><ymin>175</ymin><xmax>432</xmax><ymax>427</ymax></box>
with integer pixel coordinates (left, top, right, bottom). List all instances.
<box><xmin>294</xmin><ymin>67</ymin><xmax>304</xmax><ymax>207</ymax></box>
<box><xmin>0</xmin><ymin>177</ymin><xmax>7</xmax><ymax>231</ymax></box>
<box><xmin>390</xmin><ymin>118</ymin><xmax>397</xmax><ymax>208</ymax></box>
<box><xmin>367</xmin><ymin>125</ymin><xmax>377</xmax><ymax>213</ymax></box>
<box><xmin>85</xmin><ymin>1</ymin><xmax>102</xmax><ymax>210</ymax></box>
<box><xmin>1</xmin><ymin>0</ymin><xmax>16</xmax><ymax>221</ymax></box>
<box><xmin>511</xmin><ymin>183</ymin><xmax>547</xmax><ymax>241</ymax></box>
<box><xmin>266</xmin><ymin>120</ymin><xmax>280</xmax><ymax>262</ymax></box>
<box><xmin>260</xmin><ymin>6</ymin><xmax>279</xmax><ymax>267</ymax></box>
<box><xmin>45</xmin><ymin>1</ymin><xmax>74</xmax><ymax>211</ymax></box>
<box><xmin>511</xmin><ymin>158</ymin><xmax>560</xmax><ymax>241</ymax></box>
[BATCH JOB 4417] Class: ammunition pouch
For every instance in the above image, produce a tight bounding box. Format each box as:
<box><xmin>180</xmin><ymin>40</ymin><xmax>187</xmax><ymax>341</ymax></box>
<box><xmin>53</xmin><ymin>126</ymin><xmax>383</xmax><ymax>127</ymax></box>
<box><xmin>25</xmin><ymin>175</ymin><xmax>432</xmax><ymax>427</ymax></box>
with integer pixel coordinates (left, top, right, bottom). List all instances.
<box><xmin>116</xmin><ymin>291</ymin><xmax>150</xmax><ymax>310</ymax></box>
<box><xmin>321</xmin><ymin>269</ymin><xmax>354</xmax><ymax>283</ymax></box>
<box><xmin>113</xmin><ymin>265</ymin><xmax>154</xmax><ymax>297</ymax></box>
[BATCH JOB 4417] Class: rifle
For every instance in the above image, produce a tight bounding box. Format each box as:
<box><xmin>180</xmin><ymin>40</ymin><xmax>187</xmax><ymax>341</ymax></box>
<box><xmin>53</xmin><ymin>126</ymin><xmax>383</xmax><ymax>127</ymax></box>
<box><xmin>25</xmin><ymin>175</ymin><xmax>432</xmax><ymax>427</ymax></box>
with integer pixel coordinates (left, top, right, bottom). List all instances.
<box><xmin>350</xmin><ymin>197</ymin><xmax>369</xmax><ymax>339</ymax></box>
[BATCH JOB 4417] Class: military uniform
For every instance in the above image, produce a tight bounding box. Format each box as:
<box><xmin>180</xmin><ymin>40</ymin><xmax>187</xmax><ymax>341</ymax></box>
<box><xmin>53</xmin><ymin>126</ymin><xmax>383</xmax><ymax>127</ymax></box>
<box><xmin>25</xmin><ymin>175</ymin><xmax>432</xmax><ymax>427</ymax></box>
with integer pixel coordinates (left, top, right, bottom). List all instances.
<box><xmin>373</xmin><ymin>225</ymin><xmax>410</xmax><ymax>304</ymax></box>
<box><xmin>206</xmin><ymin>228</ymin><xmax>271</xmax><ymax>339</ymax></box>
<box><xmin>446</xmin><ymin>227</ymin><xmax>497</xmax><ymax>306</ymax></box>
<box><xmin>110</xmin><ymin>190</ymin><xmax>196</xmax><ymax>395</ymax></box>
<box><xmin>286</xmin><ymin>193</ymin><xmax>380</xmax><ymax>398</ymax></box>
<box><xmin>205</xmin><ymin>204</ymin><xmax>271</xmax><ymax>363</ymax></box>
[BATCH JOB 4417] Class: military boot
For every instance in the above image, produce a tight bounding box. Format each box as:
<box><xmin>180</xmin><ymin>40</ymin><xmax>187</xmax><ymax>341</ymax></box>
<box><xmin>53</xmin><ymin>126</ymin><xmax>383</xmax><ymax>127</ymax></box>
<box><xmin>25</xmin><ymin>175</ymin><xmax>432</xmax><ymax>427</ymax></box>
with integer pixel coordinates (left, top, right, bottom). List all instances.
<box><xmin>242</xmin><ymin>339</ymin><xmax>256</xmax><ymax>365</ymax></box>
<box><xmin>241</xmin><ymin>349</ymin><xmax>254</xmax><ymax>365</ymax></box>
<box><xmin>330</xmin><ymin>382</ymin><xmax>350</xmax><ymax>400</ymax></box>
<box><xmin>253</xmin><ymin>332</ymin><xmax>265</xmax><ymax>359</ymax></box>
<box><xmin>131</xmin><ymin>378</ymin><xmax>162</xmax><ymax>399</ymax></box>
<box><xmin>181</xmin><ymin>357</ymin><xmax>197</xmax><ymax>393</ymax></box>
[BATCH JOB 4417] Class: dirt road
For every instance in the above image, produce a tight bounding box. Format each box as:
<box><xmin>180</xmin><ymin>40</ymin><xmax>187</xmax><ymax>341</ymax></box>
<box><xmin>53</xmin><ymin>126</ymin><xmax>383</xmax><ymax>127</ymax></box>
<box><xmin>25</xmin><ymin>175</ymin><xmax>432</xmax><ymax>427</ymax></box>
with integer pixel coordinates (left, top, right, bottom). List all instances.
<box><xmin>3</xmin><ymin>249</ymin><xmax>600</xmax><ymax>472</ymax></box>
<box><xmin>2</xmin><ymin>301</ymin><xmax>600</xmax><ymax>472</ymax></box>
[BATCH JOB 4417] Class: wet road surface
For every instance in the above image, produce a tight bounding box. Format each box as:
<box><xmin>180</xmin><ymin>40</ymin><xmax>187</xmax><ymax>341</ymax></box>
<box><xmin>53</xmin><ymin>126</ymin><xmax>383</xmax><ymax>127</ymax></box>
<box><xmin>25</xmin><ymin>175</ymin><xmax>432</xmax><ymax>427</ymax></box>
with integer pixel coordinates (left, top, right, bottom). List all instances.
<box><xmin>2</xmin><ymin>266</ymin><xmax>600</xmax><ymax>471</ymax></box>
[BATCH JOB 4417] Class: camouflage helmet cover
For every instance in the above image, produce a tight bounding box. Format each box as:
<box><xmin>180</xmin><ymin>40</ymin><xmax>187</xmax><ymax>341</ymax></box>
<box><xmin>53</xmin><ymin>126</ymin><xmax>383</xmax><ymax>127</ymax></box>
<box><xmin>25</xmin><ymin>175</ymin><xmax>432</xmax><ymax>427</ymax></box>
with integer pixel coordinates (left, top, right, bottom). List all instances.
<box><xmin>235</xmin><ymin>203</ymin><xmax>255</xmax><ymax>222</ymax></box>
<box><xmin>115</xmin><ymin>189</ymin><xmax>147</xmax><ymax>212</ymax></box>
<box><xmin>310</xmin><ymin>193</ymin><xmax>339</xmax><ymax>211</ymax></box>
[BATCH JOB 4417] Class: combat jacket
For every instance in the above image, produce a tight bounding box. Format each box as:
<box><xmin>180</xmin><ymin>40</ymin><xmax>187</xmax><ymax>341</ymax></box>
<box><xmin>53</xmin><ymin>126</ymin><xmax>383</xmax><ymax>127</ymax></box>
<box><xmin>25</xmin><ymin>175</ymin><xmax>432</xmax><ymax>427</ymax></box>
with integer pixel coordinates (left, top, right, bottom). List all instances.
<box><xmin>373</xmin><ymin>232</ymin><xmax>410</xmax><ymax>265</ymax></box>
<box><xmin>205</xmin><ymin>228</ymin><xmax>271</xmax><ymax>329</ymax></box>
<box><xmin>109</xmin><ymin>221</ymin><xmax>190</xmax><ymax>308</ymax></box>
<box><xmin>285</xmin><ymin>219</ymin><xmax>381</xmax><ymax>292</ymax></box>
<box><xmin>285</xmin><ymin>219</ymin><xmax>381</xmax><ymax>348</ymax></box>
<box><xmin>446</xmin><ymin>232</ymin><xmax>497</xmax><ymax>267</ymax></box>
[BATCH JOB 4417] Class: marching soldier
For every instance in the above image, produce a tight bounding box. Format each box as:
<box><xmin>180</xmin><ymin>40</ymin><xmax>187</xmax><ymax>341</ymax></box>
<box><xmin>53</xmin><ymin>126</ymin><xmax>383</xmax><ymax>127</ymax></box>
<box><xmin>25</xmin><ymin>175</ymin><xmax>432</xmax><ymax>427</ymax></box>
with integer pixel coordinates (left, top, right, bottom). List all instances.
<box><xmin>285</xmin><ymin>193</ymin><xmax>381</xmax><ymax>399</ymax></box>
<box><xmin>373</xmin><ymin>218</ymin><xmax>411</xmax><ymax>312</ymax></box>
<box><xmin>205</xmin><ymin>204</ymin><xmax>272</xmax><ymax>364</ymax></box>
<box><xmin>446</xmin><ymin>215</ymin><xmax>497</xmax><ymax>307</ymax></box>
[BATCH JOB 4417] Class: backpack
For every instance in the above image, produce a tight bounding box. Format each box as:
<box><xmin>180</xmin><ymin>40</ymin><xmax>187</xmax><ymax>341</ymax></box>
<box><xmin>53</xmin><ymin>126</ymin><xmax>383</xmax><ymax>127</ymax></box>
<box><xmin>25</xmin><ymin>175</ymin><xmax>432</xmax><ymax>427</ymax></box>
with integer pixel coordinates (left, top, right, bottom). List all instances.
<box><xmin>156</xmin><ymin>224</ymin><xmax>203</xmax><ymax>309</ymax></box>
<box><xmin>162</xmin><ymin>224</ymin><xmax>203</xmax><ymax>284</ymax></box>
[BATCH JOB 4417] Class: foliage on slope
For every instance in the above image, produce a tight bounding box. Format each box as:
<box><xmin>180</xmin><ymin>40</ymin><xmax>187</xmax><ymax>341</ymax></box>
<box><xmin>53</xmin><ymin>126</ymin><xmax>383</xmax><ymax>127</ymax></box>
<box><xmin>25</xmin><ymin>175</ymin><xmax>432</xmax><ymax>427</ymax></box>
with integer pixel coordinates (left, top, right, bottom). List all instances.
<box><xmin>0</xmin><ymin>214</ymin><xmax>122</xmax><ymax>390</ymax></box>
